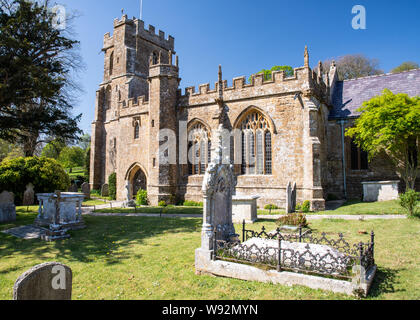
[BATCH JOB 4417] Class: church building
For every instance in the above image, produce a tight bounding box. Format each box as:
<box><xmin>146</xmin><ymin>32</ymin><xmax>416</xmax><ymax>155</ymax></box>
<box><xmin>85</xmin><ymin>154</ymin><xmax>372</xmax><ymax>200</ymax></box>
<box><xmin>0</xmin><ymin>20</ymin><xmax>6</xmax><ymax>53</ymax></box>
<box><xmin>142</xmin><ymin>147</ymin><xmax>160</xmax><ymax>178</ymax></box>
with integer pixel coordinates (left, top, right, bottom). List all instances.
<box><xmin>89</xmin><ymin>15</ymin><xmax>420</xmax><ymax>210</ymax></box>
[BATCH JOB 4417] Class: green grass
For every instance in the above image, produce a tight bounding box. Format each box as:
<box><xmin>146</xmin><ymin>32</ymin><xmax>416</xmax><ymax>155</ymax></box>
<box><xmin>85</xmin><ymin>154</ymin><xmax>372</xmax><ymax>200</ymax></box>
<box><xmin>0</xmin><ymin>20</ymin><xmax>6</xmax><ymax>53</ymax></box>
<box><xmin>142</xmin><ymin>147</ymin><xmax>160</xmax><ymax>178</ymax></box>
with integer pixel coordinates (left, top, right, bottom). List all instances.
<box><xmin>314</xmin><ymin>200</ymin><xmax>408</xmax><ymax>216</ymax></box>
<box><xmin>82</xmin><ymin>199</ymin><xmax>108</xmax><ymax>207</ymax></box>
<box><xmin>258</xmin><ymin>200</ymin><xmax>409</xmax><ymax>216</ymax></box>
<box><xmin>0</xmin><ymin>207</ymin><xmax>419</xmax><ymax>300</ymax></box>
<box><xmin>94</xmin><ymin>206</ymin><xmax>203</xmax><ymax>215</ymax></box>
<box><xmin>67</xmin><ymin>167</ymin><xmax>85</xmax><ymax>180</ymax></box>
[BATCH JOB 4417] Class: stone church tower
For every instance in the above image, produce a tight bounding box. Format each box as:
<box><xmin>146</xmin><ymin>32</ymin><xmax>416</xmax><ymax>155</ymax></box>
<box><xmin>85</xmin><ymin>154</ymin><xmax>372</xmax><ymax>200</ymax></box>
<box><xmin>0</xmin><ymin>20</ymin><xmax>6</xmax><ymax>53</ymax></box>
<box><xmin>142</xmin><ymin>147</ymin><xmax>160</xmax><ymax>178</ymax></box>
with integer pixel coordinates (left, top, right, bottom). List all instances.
<box><xmin>90</xmin><ymin>15</ymin><xmax>179</xmax><ymax>204</ymax></box>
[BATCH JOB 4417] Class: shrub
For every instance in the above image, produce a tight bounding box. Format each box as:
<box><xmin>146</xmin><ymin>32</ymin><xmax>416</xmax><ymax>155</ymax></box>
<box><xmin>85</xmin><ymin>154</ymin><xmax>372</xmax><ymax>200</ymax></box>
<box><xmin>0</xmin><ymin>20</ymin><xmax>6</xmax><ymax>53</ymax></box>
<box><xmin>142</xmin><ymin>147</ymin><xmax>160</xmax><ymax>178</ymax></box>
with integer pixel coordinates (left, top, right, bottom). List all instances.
<box><xmin>301</xmin><ymin>200</ymin><xmax>311</xmax><ymax>213</ymax></box>
<box><xmin>295</xmin><ymin>203</ymin><xmax>302</xmax><ymax>211</ymax></box>
<box><xmin>158</xmin><ymin>201</ymin><xmax>167</xmax><ymax>207</ymax></box>
<box><xmin>264</xmin><ymin>204</ymin><xmax>279</xmax><ymax>210</ymax></box>
<box><xmin>136</xmin><ymin>189</ymin><xmax>148</xmax><ymax>206</ymax></box>
<box><xmin>399</xmin><ymin>189</ymin><xmax>420</xmax><ymax>217</ymax></box>
<box><xmin>276</xmin><ymin>213</ymin><xmax>309</xmax><ymax>228</ymax></box>
<box><xmin>0</xmin><ymin>157</ymin><xmax>70</xmax><ymax>205</ymax></box>
<box><xmin>183</xmin><ymin>200</ymin><xmax>203</xmax><ymax>207</ymax></box>
<box><xmin>108</xmin><ymin>173</ymin><xmax>116</xmax><ymax>200</ymax></box>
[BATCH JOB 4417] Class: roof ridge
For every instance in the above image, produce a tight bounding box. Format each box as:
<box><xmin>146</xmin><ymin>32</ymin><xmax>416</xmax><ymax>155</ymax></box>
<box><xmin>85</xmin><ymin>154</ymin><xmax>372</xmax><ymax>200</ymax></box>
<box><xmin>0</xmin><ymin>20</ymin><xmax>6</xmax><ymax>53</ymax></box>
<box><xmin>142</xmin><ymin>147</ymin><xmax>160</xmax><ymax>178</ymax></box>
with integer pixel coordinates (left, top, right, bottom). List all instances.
<box><xmin>342</xmin><ymin>68</ymin><xmax>420</xmax><ymax>82</ymax></box>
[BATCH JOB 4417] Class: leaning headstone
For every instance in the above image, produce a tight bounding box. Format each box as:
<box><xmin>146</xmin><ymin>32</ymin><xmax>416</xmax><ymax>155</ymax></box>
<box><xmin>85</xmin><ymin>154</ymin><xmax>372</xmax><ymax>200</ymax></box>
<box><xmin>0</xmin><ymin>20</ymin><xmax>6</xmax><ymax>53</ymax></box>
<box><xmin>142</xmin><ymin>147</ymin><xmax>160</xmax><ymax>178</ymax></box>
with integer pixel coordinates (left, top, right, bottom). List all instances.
<box><xmin>0</xmin><ymin>191</ymin><xmax>16</xmax><ymax>223</ymax></box>
<box><xmin>81</xmin><ymin>182</ymin><xmax>90</xmax><ymax>199</ymax></box>
<box><xmin>23</xmin><ymin>183</ymin><xmax>35</xmax><ymax>206</ymax></box>
<box><xmin>13</xmin><ymin>262</ymin><xmax>72</xmax><ymax>300</ymax></box>
<box><xmin>68</xmin><ymin>183</ymin><xmax>78</xmax><ymax>193</ymax></box>
<box><xmin>101</xmin><ymin>183</ymin><xmax>109</xmax><ymax>197</ymax></box>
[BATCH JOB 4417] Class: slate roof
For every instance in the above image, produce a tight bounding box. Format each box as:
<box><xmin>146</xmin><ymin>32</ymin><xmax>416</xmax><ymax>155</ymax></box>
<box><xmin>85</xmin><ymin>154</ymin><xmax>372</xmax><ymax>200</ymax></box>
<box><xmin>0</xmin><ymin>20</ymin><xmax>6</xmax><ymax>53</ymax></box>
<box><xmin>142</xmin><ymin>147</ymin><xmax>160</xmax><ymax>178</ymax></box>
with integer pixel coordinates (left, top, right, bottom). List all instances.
<box><xmin>330</xmin><ymin>68</ymin><xmax>420</xmax><ymax>119</ymax></box>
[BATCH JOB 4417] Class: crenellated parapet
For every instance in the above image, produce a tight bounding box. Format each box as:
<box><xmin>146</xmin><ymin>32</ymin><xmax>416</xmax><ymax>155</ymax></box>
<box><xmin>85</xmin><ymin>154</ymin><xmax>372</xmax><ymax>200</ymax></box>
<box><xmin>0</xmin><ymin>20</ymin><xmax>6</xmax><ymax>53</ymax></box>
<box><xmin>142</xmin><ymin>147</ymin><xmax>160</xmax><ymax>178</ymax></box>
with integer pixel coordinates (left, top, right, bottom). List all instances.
<box><xmin>178</xmin><ymin>66</ymin><xmax>322</xmax><ymax>107</ymax></box>
<box><xmin>103</xmin><ymin>15</ymin><xmax>175</xmax><ymax>52</ymax></box>
<box><xmin>118</xmin><ymin>95</ymin><xmax>149</xmax><ymax>109</ymax></box>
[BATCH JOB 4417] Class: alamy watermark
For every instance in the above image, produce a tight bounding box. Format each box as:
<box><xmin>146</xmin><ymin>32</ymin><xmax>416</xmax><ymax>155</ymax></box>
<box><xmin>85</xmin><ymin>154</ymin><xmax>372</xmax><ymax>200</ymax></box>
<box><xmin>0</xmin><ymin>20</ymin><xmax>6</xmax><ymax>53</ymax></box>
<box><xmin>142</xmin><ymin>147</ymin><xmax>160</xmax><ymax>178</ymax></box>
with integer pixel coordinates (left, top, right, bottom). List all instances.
<box><xmin>352</xmin><ymin>5</ymin><xmax>366</xmax><ymax>30</ymax></box>
<box><xmin>51</xmin><ymin>265</ymin><xmax>66</xmax><ymax>290</ymax></box>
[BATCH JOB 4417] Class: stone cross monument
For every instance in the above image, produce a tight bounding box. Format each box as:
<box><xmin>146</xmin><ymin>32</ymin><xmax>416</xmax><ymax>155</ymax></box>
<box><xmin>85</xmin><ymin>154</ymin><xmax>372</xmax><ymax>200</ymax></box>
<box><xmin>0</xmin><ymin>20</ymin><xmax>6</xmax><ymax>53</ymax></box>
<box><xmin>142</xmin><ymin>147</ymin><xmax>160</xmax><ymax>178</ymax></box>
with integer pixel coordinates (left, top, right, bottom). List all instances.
<box><xmin>195</xmin><ymin>66</ymin><xmax>237</xmax><ymax>273</ymax></box>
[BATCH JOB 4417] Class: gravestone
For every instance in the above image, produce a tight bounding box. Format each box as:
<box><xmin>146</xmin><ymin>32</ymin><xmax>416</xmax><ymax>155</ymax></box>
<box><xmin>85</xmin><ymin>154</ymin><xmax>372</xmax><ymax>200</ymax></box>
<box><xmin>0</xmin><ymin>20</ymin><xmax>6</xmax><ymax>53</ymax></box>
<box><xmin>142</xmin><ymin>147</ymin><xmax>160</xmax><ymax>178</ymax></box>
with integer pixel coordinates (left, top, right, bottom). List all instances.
<box><xmin>23</xmin><ymin>183</ymin><xmax>35</xmax><ymax>206</ymax></box>
<box><xmin>13</xmin><ymin>262</ymin><xmax>72</xmax><ymax>300</ymax></box>
<box><xmin>0</xmin><ymin>191</ymin><xmax>16</xmax><ymax>223</ymax></box>
<box><xmin>285</xmin><ymin>182</ymin><xmax>297</xmax><ymax>213</ymax></box>
<box><xmin>196</xmin><ymin>124</ymin><xmax>237</xmax><ymax>271</ymax></box>
<box><xmin>81</xmin><ymin>182</ymin><xmax>90</xmax><ymax>199</ymax></box>
<box><xmin>101</xmin><ymin>183</ymin><xmax>109</xmax><ymax>197</ymax></box>
<box><xmin>68</xmin><ymin>183</ymin><xmax>78</xmax><ymax>193</ymax></box>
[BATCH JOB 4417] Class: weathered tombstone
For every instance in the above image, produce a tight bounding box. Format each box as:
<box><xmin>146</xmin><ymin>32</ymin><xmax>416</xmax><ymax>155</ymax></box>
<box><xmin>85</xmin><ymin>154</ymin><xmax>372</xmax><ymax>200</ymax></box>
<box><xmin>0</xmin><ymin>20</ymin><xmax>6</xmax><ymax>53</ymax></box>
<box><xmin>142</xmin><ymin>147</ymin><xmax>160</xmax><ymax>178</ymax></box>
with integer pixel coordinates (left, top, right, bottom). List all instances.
<box><xmin>285</xmin><ymin>181</ymin><xmax>297</xmax><ymax>213</ymax></box>
<box><xmin>68</xmin><ymin>183</ymin><xmax>78</xmax><ymax>193</ymax></box>
<box><xmin>101</xmin><ymin>183</ymin><xmax>109</xmax><ymax>197</ymax></box>
<box><xmin>81</xmin><ymin>182</ymin><xmax>90</xmax><ymax>199</ymax></box>
<box><xmin>23</xmin><ymin>183</ymin><xmax>35</xmax><ymax>206</ymax></box>
<box><xmin>0</xmin><ymin>191</ymin><xmax>16</xmax><ymax>223</ymax></box>
<box><xmin>196</xmin><ymin>124</ymin><xmax>237</xmax><ymax>272</ymax></box>
<box><xmin>13</xmin><ymin>262</ymin><xmax>72</xmax><ymax>300</ymax></box>
<box><xmin>123</xmin><ymin>180</ymin><xmax>136</xmax><ymax>208</ymax></box>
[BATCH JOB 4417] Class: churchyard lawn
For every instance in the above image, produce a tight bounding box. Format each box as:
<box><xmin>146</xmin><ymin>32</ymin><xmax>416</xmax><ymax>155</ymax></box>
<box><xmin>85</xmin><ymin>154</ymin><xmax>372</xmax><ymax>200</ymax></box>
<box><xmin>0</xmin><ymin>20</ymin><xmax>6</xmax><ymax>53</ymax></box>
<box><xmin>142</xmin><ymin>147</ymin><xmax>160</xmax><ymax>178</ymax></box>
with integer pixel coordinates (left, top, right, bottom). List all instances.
<box><xmin>0</xmin><ymin>207</ymin><xmax>419</xmax><ymax>300</ymax></box>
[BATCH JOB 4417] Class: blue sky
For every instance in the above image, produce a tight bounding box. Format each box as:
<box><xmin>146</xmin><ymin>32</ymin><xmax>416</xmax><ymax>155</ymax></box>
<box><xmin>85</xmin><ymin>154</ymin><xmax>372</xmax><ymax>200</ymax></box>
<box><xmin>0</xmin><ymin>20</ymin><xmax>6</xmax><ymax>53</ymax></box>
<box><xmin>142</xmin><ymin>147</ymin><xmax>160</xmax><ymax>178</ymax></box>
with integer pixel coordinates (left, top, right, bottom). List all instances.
<box><xmin>58</xmin><ymin>0</ymin><xmax>420</xmax><ymax>135</ymax></box>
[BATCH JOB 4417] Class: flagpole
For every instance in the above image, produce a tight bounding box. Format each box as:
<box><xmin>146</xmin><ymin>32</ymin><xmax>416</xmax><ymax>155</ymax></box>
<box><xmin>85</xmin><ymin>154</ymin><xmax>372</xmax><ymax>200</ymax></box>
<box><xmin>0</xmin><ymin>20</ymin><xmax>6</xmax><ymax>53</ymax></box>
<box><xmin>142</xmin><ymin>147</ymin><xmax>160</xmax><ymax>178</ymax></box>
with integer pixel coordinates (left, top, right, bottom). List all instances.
<box><xmin>140</xmin><ymin>0</ymin><xmax>143</xmax><ymax>20</ymax></box>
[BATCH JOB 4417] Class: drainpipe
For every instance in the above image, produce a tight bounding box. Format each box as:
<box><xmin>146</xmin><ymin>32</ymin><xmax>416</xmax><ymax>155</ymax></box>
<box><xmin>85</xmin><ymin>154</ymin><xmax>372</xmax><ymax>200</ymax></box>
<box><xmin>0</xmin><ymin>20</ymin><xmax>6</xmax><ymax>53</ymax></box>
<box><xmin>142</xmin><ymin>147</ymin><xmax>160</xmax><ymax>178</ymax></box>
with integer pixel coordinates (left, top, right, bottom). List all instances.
<box><xmin>339</xmin><ymin>119</ymin><xmax>348</xmax><ymax>199</ymax></box>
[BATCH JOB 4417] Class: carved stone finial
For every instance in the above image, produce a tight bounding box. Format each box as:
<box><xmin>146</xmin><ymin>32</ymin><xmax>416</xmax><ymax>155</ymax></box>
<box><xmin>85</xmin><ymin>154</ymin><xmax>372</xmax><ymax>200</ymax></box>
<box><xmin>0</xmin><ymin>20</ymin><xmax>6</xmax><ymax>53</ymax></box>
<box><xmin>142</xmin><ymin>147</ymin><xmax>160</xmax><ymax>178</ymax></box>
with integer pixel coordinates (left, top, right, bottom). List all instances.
<box><xmin>331</xmin><ymin>60</ymin><xmax>336</xmax><ymax>68</ymax></box>
<box><xmin>318</xmin><ymin>61</ymin><xmax>323</xmax><ymax>76</ymax></box>
<box><xmin>121</xmin><ymin>8</ymin><xmax>124</xmax><ymax>15</ymax></box>
<box><xmin>168</xmin><ymin>50</ymin><xmax>172</xmax><ymax>65</ymax></box>
<box><xmin>304</xmin><ymin>46</ymin><xmax>309</xmax><ymax>68</ymax></box>
<box><xmin>218</xmin><ymin>65</ymin><xmax>222</xmax><ymax>83</ymax></box>
<box><xmin>176</xmin><ymin>56</ymin><xmax>179</xmax><ymax>68</ymax></box>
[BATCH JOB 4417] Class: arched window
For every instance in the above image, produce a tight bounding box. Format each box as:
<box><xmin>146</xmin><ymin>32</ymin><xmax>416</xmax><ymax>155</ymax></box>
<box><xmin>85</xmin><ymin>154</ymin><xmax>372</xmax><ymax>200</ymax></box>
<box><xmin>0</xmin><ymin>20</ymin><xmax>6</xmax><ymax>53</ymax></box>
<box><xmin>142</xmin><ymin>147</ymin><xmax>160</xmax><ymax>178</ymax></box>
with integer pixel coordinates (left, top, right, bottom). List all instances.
<box><xmin>109</xmin><ymin>51</ymin><xmax>114</xmax><ymax>76</ymax></box>
<box><xmin>134</xmin><ymin>122</ymin><xmax>140</xmax><ymax>139</ymax></box>
<box><xmin>188</xmin><ymin>122</ymin><xmax>211</xmax><ymax>175</ymax></box>
<box><xmin>152</xmin><ymin>51</ymin><xmax>158</xmax><ymax>65</ymax></box>
<box><xmin>238</xmin><ymin>110</ymin><xmax>272</xmax><ymax>175</ymax></box>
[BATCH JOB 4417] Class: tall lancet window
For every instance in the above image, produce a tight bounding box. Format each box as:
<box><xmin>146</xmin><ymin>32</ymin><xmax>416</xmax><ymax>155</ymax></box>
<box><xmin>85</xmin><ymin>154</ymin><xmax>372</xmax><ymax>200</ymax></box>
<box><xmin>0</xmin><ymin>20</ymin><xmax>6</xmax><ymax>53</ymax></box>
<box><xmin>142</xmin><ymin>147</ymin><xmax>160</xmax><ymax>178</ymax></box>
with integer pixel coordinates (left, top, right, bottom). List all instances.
<box><xmin>109</xmin><ymin>51</ymin><xmax>114</xmax><ymax>76</ymax></box>
<box><xmin>187</xmin><ymin>122</ymin><xmax>211</xmax><ymax>175</ymax></box>
<box><xmin>238</xmin><ymin>110</ymin><xmax>273</xmax><ymax>175</ymax></box>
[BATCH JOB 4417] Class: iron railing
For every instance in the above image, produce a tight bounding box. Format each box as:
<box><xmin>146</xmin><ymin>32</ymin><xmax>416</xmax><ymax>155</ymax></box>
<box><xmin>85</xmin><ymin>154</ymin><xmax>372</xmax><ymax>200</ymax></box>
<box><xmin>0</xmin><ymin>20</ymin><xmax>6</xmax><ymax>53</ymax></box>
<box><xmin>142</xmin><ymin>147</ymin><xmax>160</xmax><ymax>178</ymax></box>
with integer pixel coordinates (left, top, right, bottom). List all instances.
<box><xmin>214</xmin><ymin>221</ymin><xmax>375</xmax><ymax>280</ymax></box>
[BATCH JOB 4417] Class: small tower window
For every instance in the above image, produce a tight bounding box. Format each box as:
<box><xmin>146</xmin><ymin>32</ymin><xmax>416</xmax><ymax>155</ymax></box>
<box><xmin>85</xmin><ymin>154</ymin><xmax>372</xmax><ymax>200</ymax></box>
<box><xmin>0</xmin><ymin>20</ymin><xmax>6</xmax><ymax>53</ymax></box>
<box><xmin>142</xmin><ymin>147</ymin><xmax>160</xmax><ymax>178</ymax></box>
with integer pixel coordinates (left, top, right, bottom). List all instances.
<box><xmin>152</xmin><ymin>52</ymin><xmax>158</xmax><ymax>65</ymax></box>
<box><xmin>109</xmin><ymin>51</ymin><xmax>114</xmax><ymax>76</ymax></box>
<box><xmin>134</xmin><ymin>123</ymin><xmax>140</xmax><ymax>139</ymax></box>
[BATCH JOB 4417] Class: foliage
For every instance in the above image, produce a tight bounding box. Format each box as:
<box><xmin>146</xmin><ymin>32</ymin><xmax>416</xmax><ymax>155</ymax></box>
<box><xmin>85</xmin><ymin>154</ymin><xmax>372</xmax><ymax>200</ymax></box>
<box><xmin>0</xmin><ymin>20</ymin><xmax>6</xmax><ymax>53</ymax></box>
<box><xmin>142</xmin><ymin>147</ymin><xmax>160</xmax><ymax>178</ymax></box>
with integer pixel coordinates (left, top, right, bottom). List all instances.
<box><xmin>41</xmin><ymin>139</ymin><xmax>66</xmax><ymax>160</ymax></box>
<box><xmin>399</xmin><ymin>189</ymin><xmax>420</xmax><ymax>217</ymax></box>
<box><xmin>0</xmin><ymin>139</ymin><xmax>23</xmax><ymax>162</ymax></box>
<box><xmin>0</xmin><ymin>156</ymin><xmax>70</xmax><ymax>204</ymax></box>
<box><xmin>323</xmin><ymin>54</ymin><xmax>383</xmax><ymax>80</ymax></box>
<box><xmin>158</xmin><ymin>201</ymin><xmax>167</xmax><ymax>207</ymax></box>
<box><xmin>78</xmin><ymin>134</ymin><xmax>91</xmax><ymax>151</ymax></box>
<box><xmin>264</xmin><ymin>204</ymin><xmax>279</xmax><ymax>210</ymax></box>
<box><xmin>391</xmin><ymin>62</ymin><xmax>419</xmax><ymax>74</ymax></box>
<box><xmin>276</xmin><ymin>213</ymin><xmax>309</xmax><ymax>228</ymax></box>
<box><xmin>248</xmin><ymin>65</ymin><xmax>294</xmax><ymax>83</ymax></box>
<box><xmin>108</xmin><ymin>172</ymin><xmax>116</xmax><ymax>200</ymax></box>
<box><xmin>346</xmin><ymin>89</ymin><xmax>420</xmax><ymax>190</ymax></box>
<box><xmin>301</xmin><ymin>200</ymin><xmax>311</xmax><ymax>213</ymax></box>
<box><xmin>136</xmin><ymin>188</ymin><xmax>148</xmax><ymax>206</ymax></box>
<box><xmin>0</xmin><ymin>0</ymin><xmax>83</xmax><ymax>156</ymax></box>
<box><xmin>58</xmin><ymin>146</ymin><xmax>85</xmax><ymax>170</ymax></box>
<box><xmin>182</xmin><ymin>200</ymin><xmax>203</xmax><ymax>207</ymax></box>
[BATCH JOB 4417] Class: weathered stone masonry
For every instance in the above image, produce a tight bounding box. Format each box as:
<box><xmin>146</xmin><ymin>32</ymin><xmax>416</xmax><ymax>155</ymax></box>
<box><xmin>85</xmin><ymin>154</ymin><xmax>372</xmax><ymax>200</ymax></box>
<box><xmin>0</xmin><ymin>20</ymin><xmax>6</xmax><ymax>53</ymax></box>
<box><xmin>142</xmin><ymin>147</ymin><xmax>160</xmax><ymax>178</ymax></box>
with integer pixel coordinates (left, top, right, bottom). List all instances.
<box><xmin>90</xmin><ymin>15</ymin><xmax>420</xmax><ymax>209</ymax></box>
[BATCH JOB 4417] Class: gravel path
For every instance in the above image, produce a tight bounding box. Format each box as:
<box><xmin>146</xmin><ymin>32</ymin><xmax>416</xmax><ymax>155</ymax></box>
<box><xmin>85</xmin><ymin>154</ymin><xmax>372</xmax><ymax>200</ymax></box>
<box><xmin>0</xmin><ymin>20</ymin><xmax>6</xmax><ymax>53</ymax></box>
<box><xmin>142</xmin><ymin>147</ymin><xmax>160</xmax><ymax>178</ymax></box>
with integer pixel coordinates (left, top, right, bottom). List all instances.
<box><xmin>258</xmin><ymin>214</ymin><xmax>407</xmax><ymax>220</ymax></box>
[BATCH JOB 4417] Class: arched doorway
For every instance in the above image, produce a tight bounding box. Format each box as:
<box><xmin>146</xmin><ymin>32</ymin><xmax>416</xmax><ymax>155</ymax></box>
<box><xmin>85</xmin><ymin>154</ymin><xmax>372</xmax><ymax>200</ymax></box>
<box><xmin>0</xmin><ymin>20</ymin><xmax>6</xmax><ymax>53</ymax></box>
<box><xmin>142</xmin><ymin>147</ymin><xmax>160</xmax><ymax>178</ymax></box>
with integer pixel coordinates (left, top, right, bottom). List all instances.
<box><xmin>132</xmin><ymin>169</ymin><xmax>147</xmax><ymax>198</ymax></box>
<box><xmin>125</xmin><ymin>164</ymin><xmax>148</xmax><ymax>199</ymax></box>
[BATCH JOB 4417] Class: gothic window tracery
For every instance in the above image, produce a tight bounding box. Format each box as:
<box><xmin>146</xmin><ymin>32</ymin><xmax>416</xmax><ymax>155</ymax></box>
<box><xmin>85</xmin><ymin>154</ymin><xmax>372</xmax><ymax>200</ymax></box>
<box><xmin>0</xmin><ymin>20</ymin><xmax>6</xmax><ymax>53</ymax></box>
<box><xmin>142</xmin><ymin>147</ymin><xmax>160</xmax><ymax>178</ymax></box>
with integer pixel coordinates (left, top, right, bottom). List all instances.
<box><xmin>188</xmin><ymin>122</ymin><xmax>211</xmax><ymax>175</ymax></box>
<box><xmin>238</xmin><ymin>110</ymin><xmax>273</xmax><ymax>175</ymax></box>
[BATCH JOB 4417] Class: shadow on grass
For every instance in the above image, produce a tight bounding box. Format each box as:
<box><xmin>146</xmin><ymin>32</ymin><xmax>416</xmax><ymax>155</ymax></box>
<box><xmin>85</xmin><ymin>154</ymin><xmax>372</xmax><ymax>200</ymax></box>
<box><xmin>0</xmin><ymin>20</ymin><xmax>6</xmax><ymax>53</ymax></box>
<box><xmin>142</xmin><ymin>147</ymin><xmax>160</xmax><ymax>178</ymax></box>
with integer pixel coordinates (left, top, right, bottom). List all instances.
<box><xmin>368</xmin><ymin>267</ymin><xmax>403</xmax><ymax>298</ymax></box>
<box><xmin>0</xmin><ymin>211</ymin><xmax>202</xmax><ymax>267</ymax></box>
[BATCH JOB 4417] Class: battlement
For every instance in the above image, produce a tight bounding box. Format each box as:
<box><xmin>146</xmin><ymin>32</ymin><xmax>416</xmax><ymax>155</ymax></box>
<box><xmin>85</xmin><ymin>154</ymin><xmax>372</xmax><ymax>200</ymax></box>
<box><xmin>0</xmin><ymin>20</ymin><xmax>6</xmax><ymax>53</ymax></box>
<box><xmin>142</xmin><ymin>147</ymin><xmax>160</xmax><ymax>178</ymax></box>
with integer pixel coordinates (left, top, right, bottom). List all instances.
<box><xmin>118</xmin><ymin>95</ymin><xmax>149</xmax><ymax>109</ymax></box>
<box><xmin>178</xmin><ymin>65</ymin><xmax>329</xmax><ymax>107</ymax></box>
<box><xmin>103</xmin><ymin>15</ymin><xmax>175</xmax><ymax>52</ymax></box>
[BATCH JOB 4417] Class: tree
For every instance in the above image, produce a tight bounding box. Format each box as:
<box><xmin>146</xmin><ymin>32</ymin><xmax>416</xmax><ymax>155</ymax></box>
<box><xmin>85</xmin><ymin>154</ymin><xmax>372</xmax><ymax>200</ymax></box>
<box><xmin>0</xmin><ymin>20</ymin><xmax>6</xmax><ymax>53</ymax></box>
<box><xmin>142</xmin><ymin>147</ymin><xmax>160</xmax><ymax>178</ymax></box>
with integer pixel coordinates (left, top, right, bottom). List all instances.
<box><xmin>346</xmin><ymin>89</ymin><xmax>420</xmax><ymax>190</ymax></box>
<box><xmin>0</xmin><ymin>0</ymin><xmax>83</xmax><ymax>156</ymax></box>
<box><xmin>41</xmin><ymin>139</ymin><xmax>67</xmax><ymax>159</ymax></box>
<box><xmin>249</xmin><ymin>65</ymin><xmax>294</xmax><ymax>83</ymax></box>
<box><xmin>58</xmin><ymin>146</ymin><xmax>85</xmax><ymax>171</ymax></box>
<box><xmin>391</xmin><ymin>61</ymin><xmax>419</xmax><ymax>74</ymax></box>
<box><xmin>78</xmin><ymin>133</ymin><xmax>91</xmax><ymax>151</ymax></box>
<box><xmin>323</xmin><ymin>54</ymin><xmax>384</xmax><ymax>80</ymax></box>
